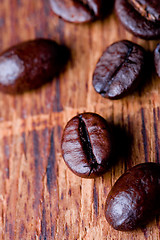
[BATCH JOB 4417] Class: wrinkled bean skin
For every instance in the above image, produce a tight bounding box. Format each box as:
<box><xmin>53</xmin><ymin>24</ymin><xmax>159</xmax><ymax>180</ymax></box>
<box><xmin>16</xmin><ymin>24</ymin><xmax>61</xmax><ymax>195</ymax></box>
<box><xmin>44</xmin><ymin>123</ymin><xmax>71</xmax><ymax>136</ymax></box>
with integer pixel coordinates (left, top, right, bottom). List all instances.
<box><xmin>92</xmin><ymin>40</ymin><xmax>146</xmax><ymax>99</ymax></box>
<box><xmin>49</xmin><ymin>0</ymin><xmax>107</xmax><ymax>23</ymax></box>
<box><xmin>115</xmin><ymin>0</ymin><xmax>160</xmax><ymax>39</ymax></box>
<box><xmin>0</xmin><ymin>39</ymin><xmax>69</xmax><ymax>94</ymax></box>
<box><xmin>154</xmin><ymin>43</ymin><xmax>160</xmax><ymax>77</ymax></box>
<box><xmin>61</xmin><ymin>113</ymin><xmax>113</xmax><ymax>178</ymax></box>
<box><xmin>105</xmin><ymin>163</ymin><xmax>160</xmax><ymax>231</ymax></box>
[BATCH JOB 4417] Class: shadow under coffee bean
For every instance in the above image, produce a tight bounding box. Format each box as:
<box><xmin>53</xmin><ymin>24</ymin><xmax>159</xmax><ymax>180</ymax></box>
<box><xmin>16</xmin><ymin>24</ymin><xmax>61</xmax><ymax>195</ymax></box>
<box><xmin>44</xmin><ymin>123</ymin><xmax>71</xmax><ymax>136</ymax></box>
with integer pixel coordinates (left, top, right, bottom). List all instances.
<box><xmin>109</xmin><ymin>123</ymin><xmax>133</xmax><ymax>168</ymax></box>
<box><xmin>115</xmin><ymin>0</ymin><xmax>160</xmax><ymax>39</ymax></box>
<box><xmin>61</xmin><ymin>112</ymin><xmax>113</xmax><ymax>178</ymax></box>
<box><xmin>92</xmin><ymin>40</ymin><xmax>146</xmax><ymax>99</ymax></box>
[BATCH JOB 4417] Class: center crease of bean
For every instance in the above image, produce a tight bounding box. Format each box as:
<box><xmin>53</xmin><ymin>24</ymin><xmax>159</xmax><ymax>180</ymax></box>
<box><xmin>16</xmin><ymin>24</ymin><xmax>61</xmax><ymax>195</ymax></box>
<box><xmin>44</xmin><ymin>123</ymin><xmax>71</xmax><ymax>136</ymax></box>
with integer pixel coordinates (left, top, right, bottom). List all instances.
<box><xmin>78</xmin><ymin>115</ymin><xmax>99</xmax><ymax>175</ymax></box>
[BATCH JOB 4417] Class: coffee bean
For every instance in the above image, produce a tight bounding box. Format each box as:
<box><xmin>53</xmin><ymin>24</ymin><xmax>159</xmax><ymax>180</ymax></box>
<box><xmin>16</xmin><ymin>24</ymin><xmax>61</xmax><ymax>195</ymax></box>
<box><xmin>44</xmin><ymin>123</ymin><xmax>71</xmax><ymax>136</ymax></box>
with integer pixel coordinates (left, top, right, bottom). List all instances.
<box><xmin>49</xmin><ymin>0</ymin><xmax>108</xmax><ymax>23</ymax></box>
<box><xmin>61</xmin><ymin>112</ymin><xmax>113</xmax><ymax>178</ymax></box>
<box><xmin>105</xmin><ymin>163</ymin><xmax>160</xmax><ymax>231</ymax></box>
<box><xmin>154</xmin><ymin>43</ymin><xmax>160</xmax><ymax>77</ymax></box>
<box><xmin>0</xmin><ymin>39</ymin><xmax>69</xmax><ymax>94</ymax></box>
<box><xmin>92</xmin><ymin>40</ymin><xmax>146</xmax><ymax>99</ymax></box>
<box><xmin>115</xmin><ymin>0</ymin><xmax>160</xmax><ymax>39</ymax></box>
<box><xmin>129</xmin><ymin>0</ymin><xmax>160</xmax><ymax>22</ymax></box>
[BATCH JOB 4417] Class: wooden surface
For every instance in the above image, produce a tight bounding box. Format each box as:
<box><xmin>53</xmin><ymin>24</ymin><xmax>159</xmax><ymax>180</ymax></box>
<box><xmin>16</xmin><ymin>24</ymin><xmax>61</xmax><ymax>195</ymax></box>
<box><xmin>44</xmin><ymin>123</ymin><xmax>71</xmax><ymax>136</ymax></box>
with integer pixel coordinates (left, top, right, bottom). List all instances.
<box><xmin>0</xmin><ymin>0</ymin><xmax>160</xmax><ymax>239</ymax></box>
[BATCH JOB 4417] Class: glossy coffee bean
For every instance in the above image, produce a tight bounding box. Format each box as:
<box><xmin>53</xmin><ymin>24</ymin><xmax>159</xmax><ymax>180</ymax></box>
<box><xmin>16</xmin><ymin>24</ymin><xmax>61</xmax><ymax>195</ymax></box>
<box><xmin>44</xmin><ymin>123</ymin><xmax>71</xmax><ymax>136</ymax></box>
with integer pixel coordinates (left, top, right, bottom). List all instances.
<box><xmin>105</xmin><ymin>163</ymin><xmax>160</xmax><ymax>231</ymax></box>
<box><xmin>0</xmin><ymin>39</ymin><xmax>69</xmax><ymax>94</ymax></box>
<box><xmin>154</xmin><ymin>43</ymin><xmax>160</xmax><ymax>77</ymax></box>
<box><xmin>49</xmin><ymin>0</ymin><xmax>106</xmax><ymax>23</ymax></box>
<box><xmin>61</xmin><ymin>113</ymin><xmax>113</xmax><ymax>178</ymax></box>
<box><xmin>115</xmin><ymin>0</ymin><xmax>160</xmax><ymax>39</ymax></box>
<box><xmin>92</xmin><ymin>40</ymin><xmax>146</xmax><ymax>99</ymax></box>
<box><xmin>129</xmin><ymin>0</ymin><xmax>160</xmax><ymax>22</ymax></box>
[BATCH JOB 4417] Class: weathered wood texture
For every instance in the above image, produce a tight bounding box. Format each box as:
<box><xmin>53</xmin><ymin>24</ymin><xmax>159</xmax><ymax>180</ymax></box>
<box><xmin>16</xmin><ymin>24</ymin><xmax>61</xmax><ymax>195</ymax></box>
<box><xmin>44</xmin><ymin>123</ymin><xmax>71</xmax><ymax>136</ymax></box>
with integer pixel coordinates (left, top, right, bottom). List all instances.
<box><xmin>0</xmin><ymin>0</ymin><xmax>160</xmax><ymax>239</ymax></box>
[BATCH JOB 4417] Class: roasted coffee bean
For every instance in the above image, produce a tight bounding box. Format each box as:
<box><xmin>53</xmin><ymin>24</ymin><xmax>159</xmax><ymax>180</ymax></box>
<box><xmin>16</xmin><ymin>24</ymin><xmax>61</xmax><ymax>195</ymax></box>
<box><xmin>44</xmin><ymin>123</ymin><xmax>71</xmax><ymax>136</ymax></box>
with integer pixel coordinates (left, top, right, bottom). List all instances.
<box><xmin>49</xmin><ymin>0</ymin><xmax>107</xmax><ymax>23</ymax></box>
<box><xmin>115</xmin><ymin>0</ymin><xmax>160</xmax><ymax>39</ymax></box>
<box><xmin>105</xmin><ymin>163</ymin><xmax>160</xmax><ymax>231</ymax></box>
<box><xmin>92</xmin><ymin>40</ymin><xmax>146</xmax><ymax>99</ymax></box>
<box><xmin>61</xmin><ymin>112</ymin><xmax>113</xmax><ymax>178</ymax></box>
<box><xmin>154</xmin><ymin>43</ymin><xmax>160</xmax><ymax>77</ymax></box>
<box><xmin>0</xmin><ymin>39</ymin><xmax>69</xmax><ymax>94</ymax></box>
<box><xmin>129</xmin><ymin>0</ymin><xmax>160</xmax><ymax>22</ymax></box>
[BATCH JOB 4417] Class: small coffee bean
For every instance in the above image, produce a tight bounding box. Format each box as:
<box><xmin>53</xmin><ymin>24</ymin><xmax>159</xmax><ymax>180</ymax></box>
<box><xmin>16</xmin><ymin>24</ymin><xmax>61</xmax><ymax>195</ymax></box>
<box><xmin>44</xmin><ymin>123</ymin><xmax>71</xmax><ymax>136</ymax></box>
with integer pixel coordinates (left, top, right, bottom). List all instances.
<box><xmin>61</xmin><ymin>112</ymin><xmax>113</xmax><ymax>178</ymax></box>
<box><xmin>92</xmin><ymin>40</ymin><xmax>146</xmax><ymax>99</ymax></box>
<box><xmin>49</xmin><ymin>0</ymin><xmax>106</xmax><ymax>23</ymax></box>
<box><xmin>154</xmin><ymin>43</ymin><xmax>160</xmax><ymax>77</ymax></box>
<box><xmin>105</xmin><ymin>163</ymin><xmax>160</xmax><ymax>231</ymax></box>
<box><xmin>115</xmin><ymin>0</ymin><xmax>160</xmax><ymax>39</ymax></box>
<box><xmin>0</xmin><ymin>39</ymin><xmax>69</xmax><ymax>94</ymax></box>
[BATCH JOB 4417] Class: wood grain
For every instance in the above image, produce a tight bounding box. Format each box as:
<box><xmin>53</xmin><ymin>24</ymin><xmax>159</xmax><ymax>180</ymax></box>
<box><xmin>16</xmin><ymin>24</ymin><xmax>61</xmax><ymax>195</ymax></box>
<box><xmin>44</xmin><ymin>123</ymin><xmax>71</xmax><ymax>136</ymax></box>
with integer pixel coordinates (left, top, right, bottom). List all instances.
<box><xmin>0</xmin><ymin>0</ymin><xmax>160</xmax><ymax>239</ymax></box>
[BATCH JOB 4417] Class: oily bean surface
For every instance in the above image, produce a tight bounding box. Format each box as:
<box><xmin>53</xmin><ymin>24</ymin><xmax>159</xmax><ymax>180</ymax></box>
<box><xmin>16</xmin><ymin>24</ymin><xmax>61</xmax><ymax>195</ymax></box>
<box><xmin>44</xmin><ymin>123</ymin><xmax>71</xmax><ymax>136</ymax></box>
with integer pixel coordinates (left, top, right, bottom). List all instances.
<box><xmin>128</xmin><ymin>0</ymin><xmax>160</xmax><ymax>22</ymax></box>
<box><xmin>115</xmin><ymin>0</ymin><xmax>160</xmax><ymax>39</ymax></box>
<box><xmin>92</xmin><ymin>40</ymin><xmax>145</xmax><ymax>99</ymax></box>
<box><xmin>105</xmin><ymin>163</ymin><xmax>160</xmax><ymax>231</ymax></box>
<box><xmin>0</xmin><ymin>39</ymin><xmax>69</xmax><ymax>94</ymax></box>
<box><xmin>49</xmin><ymin>0</ymin><xmax>104</xmax><ymax>23</ymax></box>
<box><xmin>61</xmin><ymin>113</ymin><xmax>113</xmax><ymax>178</ymax></box>
<box><xmin>154</xmin><ymin>43</ymin><xmax>160</xmax><ymax>77</ymax></box>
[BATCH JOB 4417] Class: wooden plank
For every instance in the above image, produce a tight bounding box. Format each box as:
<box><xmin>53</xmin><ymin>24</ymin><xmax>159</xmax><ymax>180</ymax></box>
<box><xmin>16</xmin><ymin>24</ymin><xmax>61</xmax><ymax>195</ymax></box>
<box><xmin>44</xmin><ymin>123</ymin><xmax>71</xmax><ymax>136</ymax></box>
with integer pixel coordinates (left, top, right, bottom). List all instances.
<box><xmin>0</xmin><ymin>0</ymin><xmax>160</xmax><ymax>239</ymax></box>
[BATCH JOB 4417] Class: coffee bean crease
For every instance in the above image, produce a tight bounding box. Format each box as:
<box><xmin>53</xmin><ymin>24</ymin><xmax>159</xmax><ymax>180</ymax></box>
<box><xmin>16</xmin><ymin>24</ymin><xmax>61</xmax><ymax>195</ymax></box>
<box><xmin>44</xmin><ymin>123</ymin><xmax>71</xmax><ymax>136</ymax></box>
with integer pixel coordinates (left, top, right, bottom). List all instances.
<box><xmin>76</xmin><ymin>0</ymin><xmax>97</xmax><ymax>17</ymax></box>
<box><xmin>78</xmin><ymin>115</ymin><xmax>100</xmax><ymax>176</ymax></box>
<box><xmin>61</xmin><ymin>113</ymin><xmax>113</xmax><ymax>178</ymax></box>
<box><xmin>115</xmin><ymin>0</ymin><xmax>160</xmax><ymax>39</ymax></box>
<box><xmin>99</xmin><ymin>43</ymin><xmax>134</xmax><ymax>95</ymax></box>
<box><xmin>93</xmin><ymin>40</ymin><xmax>145</xmax><ymax>99</ymax></box>
<box><xmin>129</xmin><ymin>0</ymin><xmax>160</xmax><ymax>22</ymax></box>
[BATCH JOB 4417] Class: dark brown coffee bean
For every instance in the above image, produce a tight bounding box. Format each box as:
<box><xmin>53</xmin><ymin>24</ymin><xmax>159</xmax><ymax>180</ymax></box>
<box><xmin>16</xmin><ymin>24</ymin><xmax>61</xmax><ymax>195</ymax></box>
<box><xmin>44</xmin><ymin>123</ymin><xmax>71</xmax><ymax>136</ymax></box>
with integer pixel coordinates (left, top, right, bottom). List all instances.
<box><xmin>49</xmin><ymin>0</ymin><xmax>105</xmax><ymax>23</ymax></box>
<box><xmin>61</xmin><ymin>112</ymin><xmax>113</xmax><ymax>178</ymax></box>
<box><xmin>92</xmin><ymin>40</ymin><xmax>146</xmax><ymax>99</ymax></box>
<box><xmin>115</xmin><ymin>0</ymin><xmax>160</xmax><ymax>39</ymax></box>
<box><xmin>0</xmin><ymin>39</ymin><xmax>69</xmax><ymax>94</ymax></box>
<box><xmin>154</xmin><ymin>43</ymin><xmax>160</xmax><ymax>77</ymax></box>
<box><xmin>128</xmin><ymin>0</ymin><xmax>160</xmax><ymax>22</ymax></box>
<box><xmin>105</xmin><ymin>163</ymin><xmax>160</xmax><ymax>231</ymax></box>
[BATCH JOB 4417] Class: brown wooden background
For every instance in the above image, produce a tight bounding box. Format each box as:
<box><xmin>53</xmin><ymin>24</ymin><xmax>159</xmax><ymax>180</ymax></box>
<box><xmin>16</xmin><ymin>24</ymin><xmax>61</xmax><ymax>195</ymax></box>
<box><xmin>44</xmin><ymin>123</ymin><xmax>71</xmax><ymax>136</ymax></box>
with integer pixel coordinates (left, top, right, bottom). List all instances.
<box><xmin>0</xmin><ymin>0</ymin><xmax>160</xmax><ymax>239</ymax></box>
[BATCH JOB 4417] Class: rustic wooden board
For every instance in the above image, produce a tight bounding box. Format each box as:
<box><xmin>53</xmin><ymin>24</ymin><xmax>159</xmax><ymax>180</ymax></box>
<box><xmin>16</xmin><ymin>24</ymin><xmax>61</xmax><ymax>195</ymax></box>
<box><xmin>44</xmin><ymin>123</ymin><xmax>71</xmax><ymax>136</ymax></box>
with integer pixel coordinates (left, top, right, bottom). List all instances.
<box><xmin>0</xmin><ymin>0</ymin><xmax>160</xmax><ymax>239</ymax></box>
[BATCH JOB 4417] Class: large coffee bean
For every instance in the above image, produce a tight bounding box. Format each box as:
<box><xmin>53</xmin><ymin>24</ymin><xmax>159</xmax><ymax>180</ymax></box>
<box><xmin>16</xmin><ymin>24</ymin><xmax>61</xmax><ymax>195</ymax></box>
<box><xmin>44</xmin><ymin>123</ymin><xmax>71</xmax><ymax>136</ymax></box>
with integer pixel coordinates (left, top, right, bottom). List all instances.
<box><xmin>105</xmin><ymin>163</ymin><xmax>160</xmax><ymax>231</ymax></box>
<box><xmin>154</xmin><ymin>43</ymin><xmax>160</xmax><ymax>77</ymax></box>
<box><xmin>128</xmin><ymin>0</ymin><xmax>160</xmax><ymax>22</ymax></box>
<box><xmin>92</xmin><ymin>40</ymin><xmax>146</xmax><ymax>99</ymax></box>
<box><xmin>49</xmin><ymin>0</ymin><xmax>108</xmax><ymax>23</ymax></box>
<box><xmin>61</xmin><ymin>112</ymin><xmax>113</xmax><ymax>178</ymax></box>
<box><xmin>115</xmin><ymin>0</ymin><xmax>160</xmax><ymax>39</ymax></box>
<box><xmin>0</xmin><ymin>39</ymin><xmax>69</xmax><ymax>94</ymax></box>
